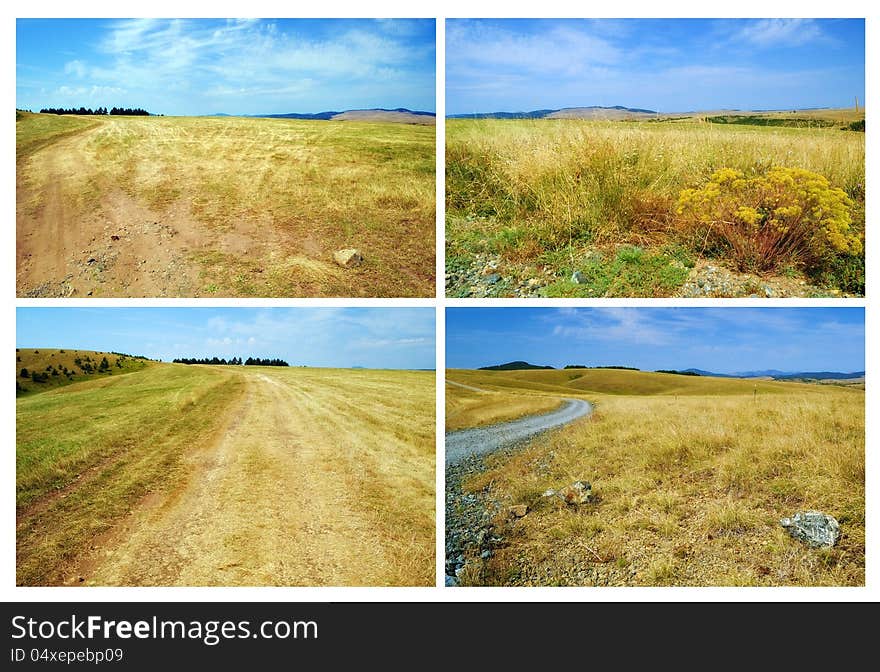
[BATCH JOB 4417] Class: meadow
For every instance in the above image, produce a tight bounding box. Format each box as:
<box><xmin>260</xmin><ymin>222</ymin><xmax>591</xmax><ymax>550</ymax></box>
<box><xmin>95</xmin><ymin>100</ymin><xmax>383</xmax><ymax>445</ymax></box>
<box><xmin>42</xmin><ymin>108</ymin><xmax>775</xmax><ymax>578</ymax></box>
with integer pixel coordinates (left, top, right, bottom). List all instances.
<box><xmin>446</xmin><ymin>368</ymin><xmax>864</xmax><ymax>586</ymax></box>
<box><xmin>17</xmin><ymin>354</ymin><xmax>435</xmax><ymax>586</ymax></box>
<box><xmin>446</xmin><ymin>112</ymin><xmax>865</xmax><ymax>297</ymax></box>
<box><xmin>17</xmin><ymin>112</ymin><xmax>435</xmax><ymax>298</ymax></box>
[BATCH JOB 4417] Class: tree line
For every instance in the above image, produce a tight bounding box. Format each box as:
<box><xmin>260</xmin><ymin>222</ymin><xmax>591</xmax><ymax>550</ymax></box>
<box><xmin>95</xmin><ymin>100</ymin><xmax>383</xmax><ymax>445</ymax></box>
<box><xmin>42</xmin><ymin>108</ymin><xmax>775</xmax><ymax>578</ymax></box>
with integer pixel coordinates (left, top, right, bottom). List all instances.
<box><xmin>173</xmin><ymin>357</ymin><xmax>289</xmax><ymax>367</ymax></box>
<box><xmin>38</xmin><ymin>107</ymin><xmax>151</xmax><ymax>116</ymax></box>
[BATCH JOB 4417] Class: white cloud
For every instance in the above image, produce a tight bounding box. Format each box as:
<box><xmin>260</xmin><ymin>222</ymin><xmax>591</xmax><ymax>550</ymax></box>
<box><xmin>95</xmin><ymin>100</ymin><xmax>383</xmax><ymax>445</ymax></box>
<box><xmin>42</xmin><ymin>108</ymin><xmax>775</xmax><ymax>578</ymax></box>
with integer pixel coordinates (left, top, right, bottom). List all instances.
<box><xmin>64</xmin><ymin>60</ymin><xmax>87</xmax><ymax>78</ymax></box>
<box><xmin>447</xmin><ymin>20</ymin><xmax>621</xmax><ymax>78</ymax></box>
<box><xmin>88</xmin><ymin>19</ymin><xmax>428</xmax><ymax>106</ymax></box>
<box><xmin>732</xmin><ymin>19</ymin><xmax>827</xmax><ymax>48</ymax></box>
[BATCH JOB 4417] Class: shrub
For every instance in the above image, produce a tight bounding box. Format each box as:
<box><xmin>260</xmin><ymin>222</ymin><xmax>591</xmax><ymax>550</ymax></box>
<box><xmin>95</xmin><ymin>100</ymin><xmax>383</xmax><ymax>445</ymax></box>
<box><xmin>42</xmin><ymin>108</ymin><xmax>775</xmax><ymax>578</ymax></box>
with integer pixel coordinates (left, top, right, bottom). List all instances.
<box><xmin>676</xmin><ymin>167</ymin><xmax>861</xmax><ymax>273</ymax></box>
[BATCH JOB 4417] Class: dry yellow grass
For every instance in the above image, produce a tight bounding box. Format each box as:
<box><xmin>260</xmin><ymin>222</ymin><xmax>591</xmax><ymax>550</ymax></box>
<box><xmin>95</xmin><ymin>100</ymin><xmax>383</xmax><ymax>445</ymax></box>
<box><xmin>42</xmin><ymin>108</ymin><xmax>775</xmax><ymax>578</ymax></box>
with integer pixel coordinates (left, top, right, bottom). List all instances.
<box><xmin>18</xmin><ymin>364</ymin><xmax>435</xmax><ymax>586</ymax></box>
<box><xmin>17</xmin><ymin>113</ymin><xmax>435</xmax><ymax>297</ymax></box>
<box><xmin>451</xmin><ymin>371</ymin><xmax>864</xmax><ymax>586</ymax></box>
<box><xmin>446</xmin><ymin>381</ymin><xmax>563</xmax><ymax>432</ymax></box>
<box><xmin>446</xmin><ymin>116</ymin><xmax>864</xmax><ymax>295</ymax></box>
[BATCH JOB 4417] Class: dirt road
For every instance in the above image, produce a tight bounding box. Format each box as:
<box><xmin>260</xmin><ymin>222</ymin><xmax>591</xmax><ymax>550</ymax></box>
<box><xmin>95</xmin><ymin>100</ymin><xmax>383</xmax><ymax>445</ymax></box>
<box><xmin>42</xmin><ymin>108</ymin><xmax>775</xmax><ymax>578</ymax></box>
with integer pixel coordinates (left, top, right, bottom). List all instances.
<box><xmin>67</xmin><ymin>368</ymin><xmax>433</xmax><ymax>586</ymax></box>
<box><xmin>445</xmin><ymin>397</ymin><xmax>593</xmax><ymax>465</ymax></box>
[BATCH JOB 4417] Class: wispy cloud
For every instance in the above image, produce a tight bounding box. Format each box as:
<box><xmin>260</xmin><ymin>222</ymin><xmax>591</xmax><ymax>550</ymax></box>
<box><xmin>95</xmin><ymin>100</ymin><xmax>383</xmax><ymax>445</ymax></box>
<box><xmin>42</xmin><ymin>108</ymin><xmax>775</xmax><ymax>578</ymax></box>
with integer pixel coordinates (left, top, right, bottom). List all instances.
<box><xmin>731</xmin><ymin>19</ymin><xmax>828</xmax><ymax>48</ymax></box>
<box><xmin>17</xmin><ymin>19</ymin><xmax>436</xmax><ymax>115</ymax></box>
<box><xmin>445</xmin><ymin>18</ymin><xmax>863</xmax><ymax>114</ymax></box>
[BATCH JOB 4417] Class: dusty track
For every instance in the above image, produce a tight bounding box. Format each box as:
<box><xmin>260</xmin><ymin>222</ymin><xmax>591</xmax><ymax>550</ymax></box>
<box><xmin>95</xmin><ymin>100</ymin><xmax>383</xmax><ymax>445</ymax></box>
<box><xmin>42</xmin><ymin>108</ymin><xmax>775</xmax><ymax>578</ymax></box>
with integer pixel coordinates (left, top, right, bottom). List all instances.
<box><xmin>17</xmin><ymin>122</ymin><xmax>200</xmax><ymax>297</ymax></box>
<box><xmin>68</xmin><ymin>369</ymin><xmax>422</xmax><ymax>586</ymax></box>
<box><xmin>17</xmin><ymin>114</ymin><xmax>436</xmax><ymax>297</ymax></box>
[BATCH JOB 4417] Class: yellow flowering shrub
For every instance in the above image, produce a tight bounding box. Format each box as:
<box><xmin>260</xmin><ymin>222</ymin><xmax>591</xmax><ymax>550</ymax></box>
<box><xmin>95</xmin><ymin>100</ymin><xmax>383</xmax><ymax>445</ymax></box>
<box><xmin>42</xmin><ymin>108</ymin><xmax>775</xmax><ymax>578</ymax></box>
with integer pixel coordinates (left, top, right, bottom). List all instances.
<box><xmin>676</xmin><ymin>167</ymin><xmax>860</xmax><ymax>273</ymax></box>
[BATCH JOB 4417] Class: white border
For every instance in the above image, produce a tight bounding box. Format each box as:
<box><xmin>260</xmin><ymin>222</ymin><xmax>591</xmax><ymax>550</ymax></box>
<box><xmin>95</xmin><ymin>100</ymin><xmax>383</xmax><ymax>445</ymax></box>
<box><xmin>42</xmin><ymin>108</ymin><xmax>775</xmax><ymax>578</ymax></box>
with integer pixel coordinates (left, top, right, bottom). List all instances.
<box><xmin>6</xmin><ymin>3</ymin><xmax>874</xmax><ymax>603</ymax></box>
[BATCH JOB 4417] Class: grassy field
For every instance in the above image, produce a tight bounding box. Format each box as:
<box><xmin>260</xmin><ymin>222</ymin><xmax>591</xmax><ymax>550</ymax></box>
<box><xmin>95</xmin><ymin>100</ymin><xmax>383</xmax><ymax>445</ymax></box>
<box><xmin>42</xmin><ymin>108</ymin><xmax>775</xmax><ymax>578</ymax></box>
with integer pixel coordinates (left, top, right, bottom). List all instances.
<box><xmin>447</xmin><ymin>368</ymin><xmax>864</xmax><ymax>586</ymax></box>
<box><xmin>16</xmin><ymin>348</ymin><xmax>151</xmax><ymax>396</ymax></box>
<box><xmin>17</xmin><ymin>359</ymin><xmax>435</xmax><ymax>586</ymax></box>
<box><xmin>17</xmin><ymin>112</ymin><xmax>435</xmax><ymax>297</ymax></box>
<box><xmin>446</xmin><ymin>380</ymin><xmax>563</xmax><ymax>432</ymax></box>
<box><xmin>447</xmin><ymin>111</ymin><xmax>865</xmax><ymax>296</ymax></box>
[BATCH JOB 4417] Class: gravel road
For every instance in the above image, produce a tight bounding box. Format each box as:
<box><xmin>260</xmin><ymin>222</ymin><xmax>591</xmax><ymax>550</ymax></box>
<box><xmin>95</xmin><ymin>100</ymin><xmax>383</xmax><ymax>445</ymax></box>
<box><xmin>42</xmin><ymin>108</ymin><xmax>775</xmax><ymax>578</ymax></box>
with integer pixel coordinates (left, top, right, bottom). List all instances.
<box><xmin>445</xmin><ymin>398</ymin><xmax>593</xmax><ymax>465</ymax></box>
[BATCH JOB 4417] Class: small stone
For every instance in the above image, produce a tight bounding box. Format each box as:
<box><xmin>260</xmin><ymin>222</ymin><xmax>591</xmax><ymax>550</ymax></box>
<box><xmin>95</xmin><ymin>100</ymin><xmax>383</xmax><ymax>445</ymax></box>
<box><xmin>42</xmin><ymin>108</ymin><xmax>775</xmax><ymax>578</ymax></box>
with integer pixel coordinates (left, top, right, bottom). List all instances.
<box><xmin>485</xmin><ymin>273</ymin><xmax>500</xmax><ymax>284</ymax></box>
<box><xmin>571</xmin><ymin>271</ymin><xmax>587</xmax><ymax>284</ymax></box>
<box><xmin>557</xmin><ymin>480</ymin><xmax>592</xmax><ymax>505</ymax></box>
<box><xmin>86</xmin><ymin>291</ymin><xmax>93</xmax><ymax>296</ymax></box>
<box><xmin>445</xmin><ymin>575</ymin><xmax>458</xmax><ymax>587</ymax></box>
<box><xmin>542</xmin><ymin>489</ymin><xmax>557</xmax><ymax>498</ymax></box>
<box><xmin>480</xmin><ymin>550</ymin><xmax>492</xmax><ymax>559</ymax></box>
<box><xmin>780</xmin><ymin>511</ymin><xmax>840</xmax><ymax>548</ymax></box>
<box><xmin>333</xmin><ymin>248</ymin><xmax>363</xmax><ymax>268</ymax></box>
<box><xmin>509</xmin><ymin>504</ymin><xmax>529</xmax><ymax>518</ymax></box>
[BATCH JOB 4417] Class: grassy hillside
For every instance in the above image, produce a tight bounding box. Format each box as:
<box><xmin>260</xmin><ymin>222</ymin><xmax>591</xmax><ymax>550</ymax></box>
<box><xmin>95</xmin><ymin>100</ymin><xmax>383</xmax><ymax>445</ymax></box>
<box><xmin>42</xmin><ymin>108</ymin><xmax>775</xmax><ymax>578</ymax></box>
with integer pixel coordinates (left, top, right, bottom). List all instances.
<box><xmin>15</xmin><ymin>111</ymin><xmax>97</xmax><ymax>161</ymax></box>
<box><xmin>447</xmin><ymin>114</ymin><xmax>865</xmax><ymax>296</ymax></box>
<box><xmin>16</xmin><ymin>348</ymin><xmax>151</xmax><ymax>396</ymax></box>
<box><xmin>446</xmin><ymin>382</ymin><xmax>563</xmax><ymax>432</ymax></box>
<box><xmin>17</xmin><ymin>363</ymin><xmax>243</xmax><ymax>584</ymax></box>
<box><xmin>448</xmin><ymin>369</ymin><xmax>864</xmax><ymax>586</ymax></box>
<box><xmin>17</xmin><ymin>112</ymin><xmax>435</xmax><ymax>297</ymax></box>
<box><xmin>447</xmin><ymin>367</ymin><xmax>809</xmax><ymax>399</ymax></box>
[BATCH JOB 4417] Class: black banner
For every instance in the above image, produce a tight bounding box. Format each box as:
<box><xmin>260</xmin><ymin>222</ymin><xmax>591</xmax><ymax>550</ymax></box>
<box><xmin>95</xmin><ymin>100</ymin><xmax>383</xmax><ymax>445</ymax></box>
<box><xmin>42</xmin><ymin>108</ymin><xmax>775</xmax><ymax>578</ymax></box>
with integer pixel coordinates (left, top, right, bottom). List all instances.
<box><xmin>0</xmin><ymin>602</ymin><xmax>872</xmax><ymax>667</ymax></box>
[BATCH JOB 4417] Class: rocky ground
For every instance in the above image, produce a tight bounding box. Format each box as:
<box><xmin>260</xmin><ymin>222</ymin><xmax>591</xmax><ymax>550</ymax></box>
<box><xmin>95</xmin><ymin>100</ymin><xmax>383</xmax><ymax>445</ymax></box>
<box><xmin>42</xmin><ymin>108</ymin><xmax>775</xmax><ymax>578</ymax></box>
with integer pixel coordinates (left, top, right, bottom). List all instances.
<box><xmin>445</xmin><ymin>252</ymin><xmax>852</xmax><ymax>298</ymax></box>
<box><xmin>445</xmin><ymin>453</ymin><xmax>505</xmax><ymax>587</ymax></box>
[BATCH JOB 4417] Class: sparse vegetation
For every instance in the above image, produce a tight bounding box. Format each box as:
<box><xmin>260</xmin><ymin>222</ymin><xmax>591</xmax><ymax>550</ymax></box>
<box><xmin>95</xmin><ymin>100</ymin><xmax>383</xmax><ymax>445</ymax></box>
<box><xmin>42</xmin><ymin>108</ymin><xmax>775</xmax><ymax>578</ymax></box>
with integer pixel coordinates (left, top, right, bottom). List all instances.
<box><xmin>17</xmin><ymin>111</ymin><xmax>435</xmax><ymax>297</ymax></box>
<box><xmin>447</xmin><ymin>368</ymin><xmax>864</xmax><ymax>586</ymax></box>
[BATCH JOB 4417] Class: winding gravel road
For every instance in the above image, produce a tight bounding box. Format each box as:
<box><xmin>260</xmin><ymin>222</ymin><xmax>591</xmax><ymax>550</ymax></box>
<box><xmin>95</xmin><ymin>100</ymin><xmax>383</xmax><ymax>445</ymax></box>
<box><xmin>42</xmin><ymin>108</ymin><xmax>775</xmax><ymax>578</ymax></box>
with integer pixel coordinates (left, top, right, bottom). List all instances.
<box><xmin>445</xmin><ymin>397</ymin><xmax>593</xmax><ymax>465</ymax></box>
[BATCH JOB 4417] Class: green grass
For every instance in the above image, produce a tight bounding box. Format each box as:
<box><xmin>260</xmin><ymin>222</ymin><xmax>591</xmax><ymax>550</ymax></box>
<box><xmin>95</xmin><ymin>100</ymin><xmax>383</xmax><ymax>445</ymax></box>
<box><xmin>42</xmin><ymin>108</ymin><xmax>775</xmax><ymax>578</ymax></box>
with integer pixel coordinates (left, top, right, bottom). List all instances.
<box><xmin>16</xmin><ymin>364</ymin><xmax>245</xmax><ymax>584</ymax></box>
<box><xmin>705</xmin><ymin>115</ymin><xmax>838</xmax><ymax>128</ymax></box>
<box><xmin>16</xmin><ymin>348</ymin><xmax>151</xmax><ymax>396</ymax></box>
<box><xmin>16</xmin><ymin>111</ymin><xmax>98</xmax><ymax>161</ymax></box>
<box><xmin>542</xmin><ymin>246</ymin><xmax>689</xmax><ymax>297</ymax></box>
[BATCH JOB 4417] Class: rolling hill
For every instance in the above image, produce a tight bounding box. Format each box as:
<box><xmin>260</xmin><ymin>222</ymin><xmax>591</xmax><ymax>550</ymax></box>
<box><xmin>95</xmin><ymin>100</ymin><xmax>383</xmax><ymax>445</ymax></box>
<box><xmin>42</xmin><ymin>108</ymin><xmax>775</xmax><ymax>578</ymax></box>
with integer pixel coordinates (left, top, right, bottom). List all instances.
<box><xmin>255</xmin><ymin>108</ymin><xmax>436</xmax><ymax>125</ymax></box>
<box><xmin>447</xmin><ymin>105</ymin><xmax>657</xmax><ymax>120</ymax></box>
<box><xmin>15</xmin><ymin>348</ymin><xmax>151</xmax><ymax>395</ymax></box>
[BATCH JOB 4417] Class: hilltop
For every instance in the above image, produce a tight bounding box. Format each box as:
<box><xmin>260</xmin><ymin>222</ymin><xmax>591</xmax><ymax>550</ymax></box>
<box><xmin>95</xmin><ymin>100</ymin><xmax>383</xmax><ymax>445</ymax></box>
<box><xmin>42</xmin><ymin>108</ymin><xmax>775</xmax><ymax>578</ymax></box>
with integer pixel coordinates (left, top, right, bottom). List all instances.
<box><xmin>478</xmin><ymin>360</ymin><xmax>554</xmax><ymax>371</ymax></box>
<box><xmin>448</xmin><ymin>105</ymin><xmax>656</xmax><ymax>120</ymax></box>
<box><xmin>254</xmin><ymin>108</ymin><xmax>436</xmax><ymax>125</ymax></box>
<box><xmin>16</xmin><ymin>348</ymin><xmax>151</xmax><ymax>396</ymax></box>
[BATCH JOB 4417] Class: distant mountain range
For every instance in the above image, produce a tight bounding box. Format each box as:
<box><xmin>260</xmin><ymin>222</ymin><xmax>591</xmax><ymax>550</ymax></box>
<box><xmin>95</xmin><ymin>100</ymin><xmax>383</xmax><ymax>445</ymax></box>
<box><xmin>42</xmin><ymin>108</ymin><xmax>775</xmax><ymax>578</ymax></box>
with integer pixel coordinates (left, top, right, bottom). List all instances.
<box><xmin>476</xmin><ymin>361</ymin><xmax>863</xmax><ymax>380</ymax></box>
<box><xmin>679</xmin><ymin>368</ymin><xmax>864</xmax><ymax>380</ymax></box>
<box><xmin>448</xmin><ymin>105</ymin><xmax>657</xmax><ymax>120</ymax></box>
<box><xmin>211</xmin><ymin>108</ymin><xmax>436</xmax><ymax>125</ymax></box>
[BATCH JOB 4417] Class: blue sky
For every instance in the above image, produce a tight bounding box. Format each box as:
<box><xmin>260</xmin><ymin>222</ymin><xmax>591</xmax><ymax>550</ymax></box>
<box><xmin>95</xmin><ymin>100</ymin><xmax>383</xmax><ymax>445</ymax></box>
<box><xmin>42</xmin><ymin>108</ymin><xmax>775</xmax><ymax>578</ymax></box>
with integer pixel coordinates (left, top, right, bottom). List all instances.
<box><xmin>446</xmin><ymin>19</ymin><xmax>864</xmax><ymax>114</ymax></box>
<box><xmin>17</xmin><ymin>308</ymin><xmax>436</xmax><ymax>369</ymax></box>
<box><xmin>17</xmin><ymin>19</ymin><xmax>436</xmax><ymax>115</ymax></box>
<box><xmin>446</xmin><ymin>308</ymin><xmax>864</xmax><ymax>374</ymax></box>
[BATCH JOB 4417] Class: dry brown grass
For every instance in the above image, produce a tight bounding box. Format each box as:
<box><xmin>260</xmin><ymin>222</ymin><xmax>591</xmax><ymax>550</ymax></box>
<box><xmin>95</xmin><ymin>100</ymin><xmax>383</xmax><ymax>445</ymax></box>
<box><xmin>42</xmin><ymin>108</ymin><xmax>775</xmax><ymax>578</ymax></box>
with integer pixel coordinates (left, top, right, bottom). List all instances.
<box><xmin>18</xmin><ymin>364</ymin><xmax>435</xmax><ymax>586</ymax></box>
<box><xmin>18</xmin><ymin>113</ymin><xmax>435</xmax><ymax>297</ymax></box>
<box><xmin>446</xmin><ymin>382</ymin><xmax>563</xmax><ymax>432</ymax></box>
<box><xmin>446</xmin><ymin>115</ymin><xmax>864</xmax><ymax>295</ymax></box>
<box><xmin>454</xmin><ymin>374</ymin><xmax>864</xmax><ymax>586</ymax></box>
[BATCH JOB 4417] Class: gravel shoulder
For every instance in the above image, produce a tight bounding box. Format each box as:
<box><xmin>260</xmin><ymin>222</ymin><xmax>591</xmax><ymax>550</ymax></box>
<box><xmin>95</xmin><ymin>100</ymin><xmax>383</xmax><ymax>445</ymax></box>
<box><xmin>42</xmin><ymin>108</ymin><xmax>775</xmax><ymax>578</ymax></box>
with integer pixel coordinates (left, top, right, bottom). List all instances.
<box><xmin>445</xmin><ymin>398</ymin><xmax>592</xmax><ymax>465</ymax></box>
